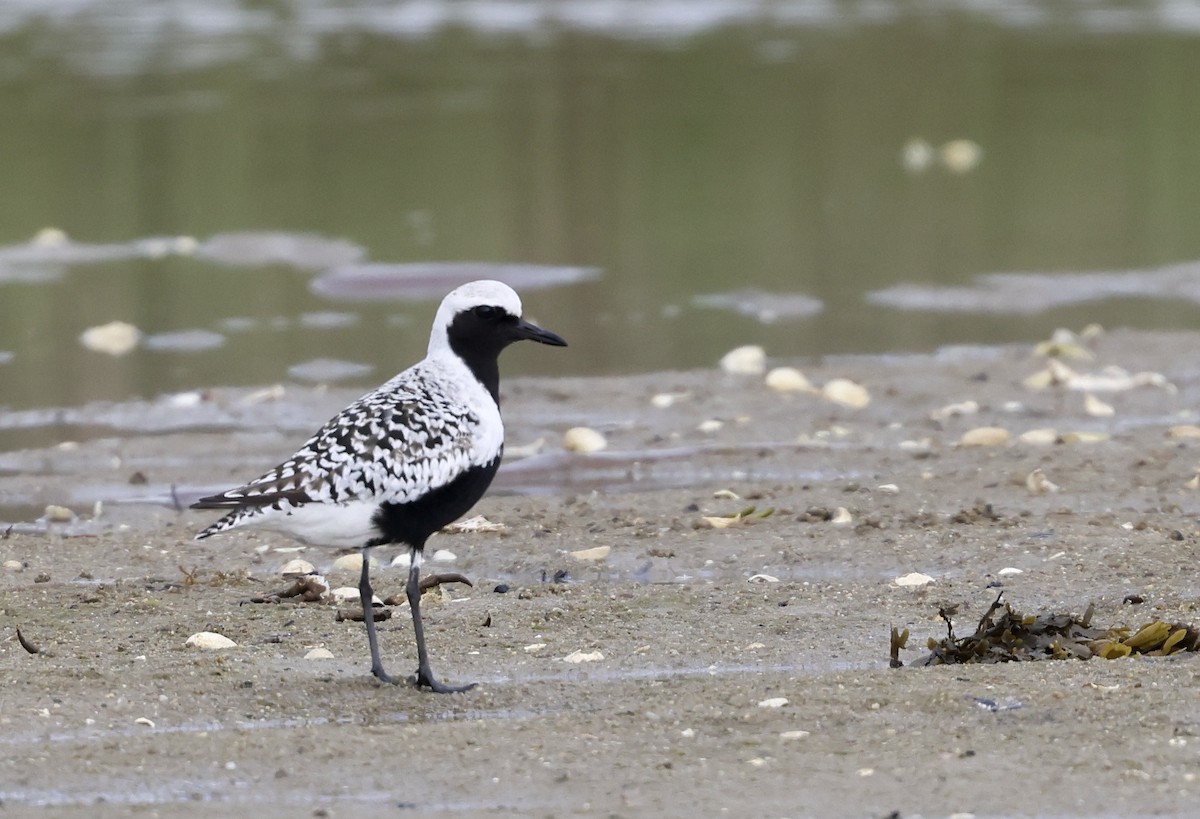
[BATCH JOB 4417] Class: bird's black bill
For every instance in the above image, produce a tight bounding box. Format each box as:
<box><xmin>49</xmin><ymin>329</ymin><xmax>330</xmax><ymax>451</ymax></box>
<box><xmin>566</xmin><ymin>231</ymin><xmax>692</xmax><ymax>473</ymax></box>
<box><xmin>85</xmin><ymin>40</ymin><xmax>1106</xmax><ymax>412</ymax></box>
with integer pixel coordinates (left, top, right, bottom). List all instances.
<box><xmin>515</xmin><ymin>318</ymin><xmax>567</xmax><ymax>347</ymax></box>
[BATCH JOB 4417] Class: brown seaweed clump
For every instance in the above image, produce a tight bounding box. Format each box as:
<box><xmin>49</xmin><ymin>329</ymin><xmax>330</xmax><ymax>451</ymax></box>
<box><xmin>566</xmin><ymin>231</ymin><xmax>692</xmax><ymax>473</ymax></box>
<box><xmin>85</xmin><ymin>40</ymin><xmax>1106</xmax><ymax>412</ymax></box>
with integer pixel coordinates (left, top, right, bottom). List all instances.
<box><xmin>891</xmin><ymin>593</ymin><xmax>1200</xmax><ymax>667</ymax></box>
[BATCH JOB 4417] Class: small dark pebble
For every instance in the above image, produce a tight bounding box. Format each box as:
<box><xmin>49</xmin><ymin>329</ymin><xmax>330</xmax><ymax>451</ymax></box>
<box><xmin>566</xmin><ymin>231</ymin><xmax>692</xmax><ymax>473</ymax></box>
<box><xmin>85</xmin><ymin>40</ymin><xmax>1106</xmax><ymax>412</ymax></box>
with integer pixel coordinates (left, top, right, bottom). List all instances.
<box><xmin>34</xmin><ymin>573</ymin><xmax>50</xmax><ymax>583</ymax></box>
<box><xmin>128</xmin><ymin>471</ymin><xmax>148</xmax><ymax>485</ymax></box>
<box><xmin>493</xmin><ymin>584</ymin><xmax>510</xmax><ymax>594</ymax></box>
<box><xmin>1123</xmin><ymin>594</ymin><xmax>1145</xmax><ymax>605</ymax></box>
<box><xmin>684</xmin><ymin>503</ymin><xmax>700</xmax><ymax>512</ymax></box>
<box><xmin>1169</xmin><ymin>530</ymin><xmax>1184</xmax><ymax>541</ymax></box>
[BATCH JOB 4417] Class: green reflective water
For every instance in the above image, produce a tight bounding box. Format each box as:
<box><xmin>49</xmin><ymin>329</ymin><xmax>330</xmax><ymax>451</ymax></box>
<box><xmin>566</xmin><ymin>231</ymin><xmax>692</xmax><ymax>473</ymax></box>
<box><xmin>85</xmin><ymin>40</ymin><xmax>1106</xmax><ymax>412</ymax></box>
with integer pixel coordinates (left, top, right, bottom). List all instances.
<box><xmin>3</xmin><ymin>6</ymin><xmax>1200</xmax><ymax>410</ymax></box>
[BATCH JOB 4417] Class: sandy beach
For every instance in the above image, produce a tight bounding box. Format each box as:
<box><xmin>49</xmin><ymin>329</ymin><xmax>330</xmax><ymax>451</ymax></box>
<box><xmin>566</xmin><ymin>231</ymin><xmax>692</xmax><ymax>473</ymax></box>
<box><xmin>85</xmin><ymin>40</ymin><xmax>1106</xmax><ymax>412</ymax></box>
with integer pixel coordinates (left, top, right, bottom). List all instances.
<box><xmin>2</xmin><ymin>327</ymin><xmax>1199</xmax><ymax>817</ymax></box>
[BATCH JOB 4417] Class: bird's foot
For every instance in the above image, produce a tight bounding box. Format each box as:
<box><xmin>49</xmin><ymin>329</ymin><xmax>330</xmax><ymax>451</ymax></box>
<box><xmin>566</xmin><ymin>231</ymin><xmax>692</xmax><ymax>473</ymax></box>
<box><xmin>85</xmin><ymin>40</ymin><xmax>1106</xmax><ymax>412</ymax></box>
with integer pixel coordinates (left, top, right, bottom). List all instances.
<box><xmin>413</xmin><ymin>668</ymin><xmax>477</xmax><ymax>694</ymax></box>
<box><xmin>371</xmin><ymin>666</ymin><xmax>398</xmax><ymax>685</ymax></box>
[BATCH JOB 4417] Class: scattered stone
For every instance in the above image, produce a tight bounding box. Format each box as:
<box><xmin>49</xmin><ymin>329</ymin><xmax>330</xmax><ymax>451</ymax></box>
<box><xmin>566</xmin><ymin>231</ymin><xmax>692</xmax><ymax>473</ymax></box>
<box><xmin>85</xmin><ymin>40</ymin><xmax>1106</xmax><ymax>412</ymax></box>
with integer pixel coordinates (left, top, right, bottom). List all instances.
<box><xmin>562</xmin><ymin>650</ymin><xmax>604</xmax><ymax>664</ymax></box>
<box><xmin>830</xmin><ymin>507</ymin><xmax>853</xmax><ymax>525</ymax></box>
<box><xmin>998</xmin><ymin>567</ymin><xmax>1024</xmax><ymax>576</ymax></box>
<box><xmin>524</xmin><ymin>643</ymin><xmax>547</xmax><ymax>653</ymax></box>
<box><xmin>3</xmin><ymin>560</ymin><xmax>23</xmax><ymax>572</ymax></box>
<box><xmin>185</xmin><ymin>632</ymin><xmax>237</xmax><ymax>650</ymax></box>
<box><xmin>779</xmin><ymin>730</ymin><xmax>811</xmax><ymax>740</ymax></box>
<box><xmin>304</xmin><ymin>648</ymin><xmax>335</xmax><ymax>660</ymax></box>
<box><xmin>757</xmin><ymin>697</ymin><xmax>788</xmax><ymax>708</ymax></box>
<box><xmin>1168</xmin><ymin>425</ymin><xmax>1200</xmax><ymax>439</ymax></box>
<box><xmin>876</xmin><ymin>484</ymin><xmax>900</xmax><ymax>495</ymax></box>
<box><xmin>430</xmin><ymin>549</ymin><xmax>457</xmax><ymax>562</ymax></box>
<box><xmin>747</xmin><ymin>574</ymin><xmax>780</xmax><ymax>583</ymax></box>
<box><xmin>134</xmin><ymin>717</ymin><xmax>156</xmax><ymax>728</ymax></box>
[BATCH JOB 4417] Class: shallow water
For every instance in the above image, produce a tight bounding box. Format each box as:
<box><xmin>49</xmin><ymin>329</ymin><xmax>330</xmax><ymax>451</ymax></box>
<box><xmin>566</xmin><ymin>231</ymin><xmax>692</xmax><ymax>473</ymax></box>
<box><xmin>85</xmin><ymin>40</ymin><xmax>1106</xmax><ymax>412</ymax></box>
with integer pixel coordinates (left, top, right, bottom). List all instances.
<box><xmin>2</xmin><ymin>2</ymin><xmax>1200</xmax><ymax>412</ymax></box>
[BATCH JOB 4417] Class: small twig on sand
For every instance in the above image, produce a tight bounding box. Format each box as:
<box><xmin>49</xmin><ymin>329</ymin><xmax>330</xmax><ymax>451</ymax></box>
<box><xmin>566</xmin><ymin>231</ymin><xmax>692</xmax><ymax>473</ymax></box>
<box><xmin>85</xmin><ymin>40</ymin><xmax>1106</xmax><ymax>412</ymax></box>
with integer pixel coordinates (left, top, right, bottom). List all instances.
<box><xmin>16</xmin><ymin>626</ymin><xmax>40</xmax><ymax>655</ymax></box>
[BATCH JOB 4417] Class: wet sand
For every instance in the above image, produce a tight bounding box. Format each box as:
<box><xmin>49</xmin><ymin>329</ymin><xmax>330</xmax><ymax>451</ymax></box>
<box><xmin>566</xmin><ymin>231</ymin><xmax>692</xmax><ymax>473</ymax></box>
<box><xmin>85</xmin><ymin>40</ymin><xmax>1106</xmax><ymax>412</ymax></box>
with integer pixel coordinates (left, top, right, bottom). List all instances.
<box><xmin>2</xmin><ymin>327</ymin><xmax>1199</xmax><ymax>817</ymax></box>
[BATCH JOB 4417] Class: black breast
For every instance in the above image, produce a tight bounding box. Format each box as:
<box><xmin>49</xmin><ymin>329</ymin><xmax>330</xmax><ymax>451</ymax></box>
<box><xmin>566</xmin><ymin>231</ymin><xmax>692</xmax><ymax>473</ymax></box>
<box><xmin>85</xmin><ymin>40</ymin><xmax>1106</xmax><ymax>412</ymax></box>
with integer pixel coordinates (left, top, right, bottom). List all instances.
<box><xmin>371</xmin><ymin>456</ymin><xmax>501</xmax><ymax>549</ymax></box>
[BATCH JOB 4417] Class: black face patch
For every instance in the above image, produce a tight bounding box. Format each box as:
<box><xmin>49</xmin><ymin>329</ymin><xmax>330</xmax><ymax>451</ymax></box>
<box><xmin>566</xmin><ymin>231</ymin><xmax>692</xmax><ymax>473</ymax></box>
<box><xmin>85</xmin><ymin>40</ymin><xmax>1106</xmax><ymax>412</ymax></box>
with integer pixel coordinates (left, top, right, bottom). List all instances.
<box><xmin>446</xmin><ymin>305</ymin><xmax>520</xmax><ymax>401</ymax></box>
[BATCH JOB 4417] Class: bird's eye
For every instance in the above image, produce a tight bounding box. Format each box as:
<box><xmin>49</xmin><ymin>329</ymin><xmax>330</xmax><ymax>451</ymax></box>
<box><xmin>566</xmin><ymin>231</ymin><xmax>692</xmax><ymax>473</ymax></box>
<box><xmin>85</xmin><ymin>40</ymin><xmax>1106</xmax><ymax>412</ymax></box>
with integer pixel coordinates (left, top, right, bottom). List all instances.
<box><xmin>473</xmin><ymin>305</ymin><xmax>500</xmax><ymax>319</ymax></box>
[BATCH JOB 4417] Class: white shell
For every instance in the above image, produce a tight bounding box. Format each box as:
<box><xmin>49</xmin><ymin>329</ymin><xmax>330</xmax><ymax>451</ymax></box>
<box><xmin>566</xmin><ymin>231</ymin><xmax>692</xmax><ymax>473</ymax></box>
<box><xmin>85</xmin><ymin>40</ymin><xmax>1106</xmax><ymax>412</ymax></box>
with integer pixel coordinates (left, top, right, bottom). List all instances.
<box><xmin>562</xmin><ymin>650</ymin><xmax>604</xmax><ymax>664</ymax></box>
<box><xmin>563</xmin><ymin>426</ymin><xmax>608</xmax><ymax>453</ymax></box>
<box><xmin>940</xmin><ymin>139</ymin><xmax>983</xmax><ymax>173</ymax></box>
<box><xmin>719</xmin><ymin>345</ymin><xmax>766</xmax><ymax>376</ymax></box>
<box><xmin>304</xmin><ymin>647</ymin><xmax>335</xmax><ymax>660</ymax></box>
<box><xmin>1026</xmin><ymin>468</ymin><xmax>1060</xmax><ymax>494</ymax></box>
<box><xmin>1018</xmin><ymin>428</ymin><xmax>1058</xmax><ymax>446</ymax></box>
<box><xmin>822</xmin><ymin>378</ymin><xmax>870</xmax><ymax>409</ymax></box>
<box><xmin>1083</xmin><ymin>394</ymin><xmax>1114</xmax><ymax>417</ymax></box>
<box><xmin>894</xmin><ymin>572</ymin><xmax>935</xmax><ymax>587</ymax></box>
<box><xmin>930</xmin><ymin>400</ymin><xmax>979</xmax><ymax>421</ymax></box>
<box><xmin>80</xmin><ymin>321</ymin><xmax>142</xmax><ymax>356</ymax></box>
<box><xmin>958</xmin><ymin>427</ymin><xmax>1010</xmax><ymax>447</ymax></box>
<box><xmin>280</xmin><ymin>559</ymin><xmax>316</xmax><ymax>576</ymax></box>
<box><xmin>185</xmin><ymin>632</ymin><xmax>237</xmax><ymax>650</ymax></box>
<box><xmin>764</xmin><ymin>367</ymin><xmax>813</xmax><ymax>393</ymax></box>
<box><xmin>570</xmin><ymin>545</ymin><xmax>611</xmax><ymax>562</ymax></box>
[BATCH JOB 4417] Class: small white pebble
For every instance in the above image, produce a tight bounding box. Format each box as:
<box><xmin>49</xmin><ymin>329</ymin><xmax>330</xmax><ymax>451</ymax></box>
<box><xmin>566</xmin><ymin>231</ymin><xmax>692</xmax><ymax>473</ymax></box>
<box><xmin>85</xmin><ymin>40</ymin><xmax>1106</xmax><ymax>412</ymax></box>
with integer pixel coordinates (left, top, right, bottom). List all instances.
<box><xmin>998</xmin><ymin>567</ymin><xmax>1024</xmax><ymax>576</ymax></box>
<box><xmin>304</xmin><ymin>647</ymin><xmax>335</xmax><ymax>660</ymax></box>
<box><xmin>430</xmin><ymin>549</ymin><xmax>457</xmax><ymax>562</ymax></box>
<box><xmin>779</xmin><ymin>730</ymin><xmax>810</xmax><ymax>740</ymax></box>
<box><xmin>697</xmin><ymin>419</ymin><xmax>724</xmax><ymax>434</ymax></box>
<box><xmin>831</xmin><ymin>507</ymin><xmax>853</xmax><ymax>525</ymax></box>
<box><xmin>876</xmin><ymin>484</ymin><xmax>900</xmax><ymax>494</ymax></box>
<box><xmin>680</xmin><ymin>728</ymin><xmax>696</xmax><ymax>738</ymax></box>
<box><xmin>134</xmin><ymin>717</ymin><xmax>155</xmax><ymax>728</ymax></box>
<box><xmin>894</xmin><ymin>572</ymin><xmax>935</xmax><ymax>587</ymax></box>
<box><xmin>758</xmin><ymin>697</ymin><xmax>788</xmax><ymax>708</ymax></box>
<box><xmin>747</xmin><ymin>574</ymin><xmax>780</xmax><ymax>584</ymax></box>
<box><xmin>523</xmin><ymin>643</ymin><xmax>547</xmax><ymax>653</ymax></box>
<box><xmin>569</xmin><ymin>545</ymin><xmax>610</xmax><ymax>562</ymax></box>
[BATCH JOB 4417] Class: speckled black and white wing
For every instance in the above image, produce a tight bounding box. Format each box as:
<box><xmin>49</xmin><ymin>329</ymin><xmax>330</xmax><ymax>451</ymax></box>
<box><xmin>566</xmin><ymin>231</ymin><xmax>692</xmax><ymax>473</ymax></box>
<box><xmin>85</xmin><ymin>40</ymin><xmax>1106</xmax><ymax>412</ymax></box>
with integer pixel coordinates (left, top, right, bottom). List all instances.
<box><xmin>193</xmin><ymin>356</ymin><xmax>504</xmax><ymax>548</ymax></box>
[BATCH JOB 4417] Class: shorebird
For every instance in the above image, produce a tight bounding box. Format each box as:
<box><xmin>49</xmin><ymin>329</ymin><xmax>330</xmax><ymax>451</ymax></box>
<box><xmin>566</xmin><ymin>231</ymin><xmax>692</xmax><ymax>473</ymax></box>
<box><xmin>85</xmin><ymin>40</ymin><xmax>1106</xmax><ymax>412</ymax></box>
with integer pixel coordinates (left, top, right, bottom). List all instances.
<box><xmin>192</xmin><ymin>280</ymin><xmax>567</xmax><ymax>692</ymax></box>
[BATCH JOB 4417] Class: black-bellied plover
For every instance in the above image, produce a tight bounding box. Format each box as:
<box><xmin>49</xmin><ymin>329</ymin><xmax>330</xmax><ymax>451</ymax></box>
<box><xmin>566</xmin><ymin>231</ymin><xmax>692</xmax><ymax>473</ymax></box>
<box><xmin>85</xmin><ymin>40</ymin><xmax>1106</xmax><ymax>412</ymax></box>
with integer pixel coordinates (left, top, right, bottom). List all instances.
<box><xmin>192</xmin><ymin>279</ymin><xmax>567</xmax><ymax>692</ymax></box>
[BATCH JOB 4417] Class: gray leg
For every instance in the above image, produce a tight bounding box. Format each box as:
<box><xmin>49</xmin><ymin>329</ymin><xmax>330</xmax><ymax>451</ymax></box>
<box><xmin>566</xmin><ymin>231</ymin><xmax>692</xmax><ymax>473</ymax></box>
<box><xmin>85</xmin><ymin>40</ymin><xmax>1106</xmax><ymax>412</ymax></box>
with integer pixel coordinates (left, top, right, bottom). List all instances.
<box><xmin>407</xmin><ymin>547</ymin><xmax>476</xmax><ymax>693</ymax></box>
<box><xmin>358</xmin><ymin>547</ymin><xmax>394</xmax><ymax>684</ymax></box>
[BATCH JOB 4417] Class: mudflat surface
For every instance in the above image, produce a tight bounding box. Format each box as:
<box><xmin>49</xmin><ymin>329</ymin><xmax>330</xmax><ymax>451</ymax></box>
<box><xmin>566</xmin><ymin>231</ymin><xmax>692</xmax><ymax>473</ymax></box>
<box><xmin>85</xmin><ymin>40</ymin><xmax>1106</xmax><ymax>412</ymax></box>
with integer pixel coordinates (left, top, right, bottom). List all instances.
<box><xmin>1</xmin><ymin>328</ymin><xmax>1199</xmax><ymax>817</ymax></box>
